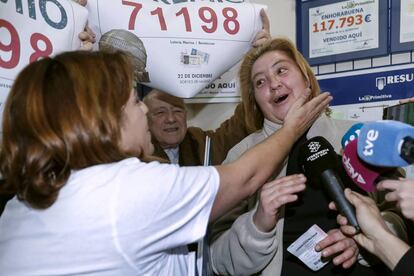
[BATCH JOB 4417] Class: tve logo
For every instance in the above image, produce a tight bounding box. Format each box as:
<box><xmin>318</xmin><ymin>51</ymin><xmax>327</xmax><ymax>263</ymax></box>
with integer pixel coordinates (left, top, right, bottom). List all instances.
<box><xmin>362</xmin><ymin>129</ymin><xmax>379</xmax><ymax>156</ymax></box>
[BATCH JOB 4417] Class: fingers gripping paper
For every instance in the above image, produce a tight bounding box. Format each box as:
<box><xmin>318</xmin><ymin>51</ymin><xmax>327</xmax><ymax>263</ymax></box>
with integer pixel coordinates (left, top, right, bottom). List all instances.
<box><xmin>87</xmin><ymin>0</ymin><xmax>266</xmax><ymax>98</ymax></box>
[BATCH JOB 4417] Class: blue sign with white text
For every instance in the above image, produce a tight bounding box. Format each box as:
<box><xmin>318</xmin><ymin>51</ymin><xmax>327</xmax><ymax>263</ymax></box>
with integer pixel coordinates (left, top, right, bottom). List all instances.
<box><xmin>318</xmin><ymin>67</ymin><xmax>414</xmax><ymax>106</ymax></box>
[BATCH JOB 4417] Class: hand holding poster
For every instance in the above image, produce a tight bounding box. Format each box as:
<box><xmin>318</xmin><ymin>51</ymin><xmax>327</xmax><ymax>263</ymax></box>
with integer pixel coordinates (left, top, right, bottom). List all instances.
<box><xmin>0</xmin><ymin>0</ymin><xmax>88</xmax><ymax>103</ymax></box>
<box><xmin>87</xmin><ymin>0</ymin><xmax>266</xmax><ymax>98</ymax></box>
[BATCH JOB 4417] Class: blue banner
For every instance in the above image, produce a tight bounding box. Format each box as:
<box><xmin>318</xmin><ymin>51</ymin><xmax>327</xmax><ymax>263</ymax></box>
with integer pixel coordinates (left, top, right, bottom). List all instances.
<box><xmin>318</xmin><ymin>66</ymin><xmax>414</xmax><ymax>106</ymax></box>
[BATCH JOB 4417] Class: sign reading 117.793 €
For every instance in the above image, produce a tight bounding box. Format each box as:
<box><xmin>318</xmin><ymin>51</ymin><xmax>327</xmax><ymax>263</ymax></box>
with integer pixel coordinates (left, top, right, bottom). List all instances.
<box><xmin>298</xmin><ymin>0</ymin><xmax>388</xmax><ymax>65</ymax></box>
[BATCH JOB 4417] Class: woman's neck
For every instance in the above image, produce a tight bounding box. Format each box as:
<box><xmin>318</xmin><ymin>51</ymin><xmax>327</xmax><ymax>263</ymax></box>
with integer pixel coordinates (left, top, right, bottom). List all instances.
<box><xmin>263</xmin><ymin>118</ymin><xmax>283</xmax><ymax>137</ymax></box>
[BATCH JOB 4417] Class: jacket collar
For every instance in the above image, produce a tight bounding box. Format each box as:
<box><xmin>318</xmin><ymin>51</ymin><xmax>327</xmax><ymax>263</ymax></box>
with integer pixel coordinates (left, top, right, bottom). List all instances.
<box><xmin>262</xmin><ymin>113</ymin><xmax>342</xmax><ymax>153</ymax></box>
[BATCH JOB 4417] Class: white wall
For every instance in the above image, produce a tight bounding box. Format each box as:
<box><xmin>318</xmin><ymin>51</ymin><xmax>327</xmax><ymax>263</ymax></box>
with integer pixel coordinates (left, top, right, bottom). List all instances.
<box><xmin>186</xmin><ymin>0</ymin><xmax>296</xmax><ymax>130</ymax></box>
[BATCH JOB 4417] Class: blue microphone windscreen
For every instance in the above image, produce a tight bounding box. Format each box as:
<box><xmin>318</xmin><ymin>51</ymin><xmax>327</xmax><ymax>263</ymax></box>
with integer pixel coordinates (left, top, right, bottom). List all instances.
<box><xmin>357</xmin><ymin>120</ymin><xmax>414</xmax><ymax>167</ymax></box>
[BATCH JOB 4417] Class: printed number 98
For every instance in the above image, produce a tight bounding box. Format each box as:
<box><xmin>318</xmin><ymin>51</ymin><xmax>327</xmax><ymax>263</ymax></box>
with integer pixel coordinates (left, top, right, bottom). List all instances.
<box><xmin>0</xmin><ymin>19</ymin><xmax>53</xmax><ymax>69</ymax></box>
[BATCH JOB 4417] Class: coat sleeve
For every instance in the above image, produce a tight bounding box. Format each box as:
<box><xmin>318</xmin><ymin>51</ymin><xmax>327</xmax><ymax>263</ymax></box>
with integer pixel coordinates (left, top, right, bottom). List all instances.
<box><xmin>204</xmin><ymin>103</ymin><xmax>251</xmax><ymax>165</ymax></box>
<box><xmin>392</xmin><ymin>246</ymin><xmax>414</xmax><ymax>276</ymax></box>
<box><xmin>209</xmin><ymin>134</ymin><xmax>279</xmax><ymax>275</ymax></box>
<box><xmin>209</xmin><ymin>204</ymin><xmax>279</xmax><ymax>276</ymax></box>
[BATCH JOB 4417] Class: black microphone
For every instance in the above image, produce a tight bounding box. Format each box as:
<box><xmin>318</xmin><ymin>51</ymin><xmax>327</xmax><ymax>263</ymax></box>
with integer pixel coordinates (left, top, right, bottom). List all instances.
<box><xmin>300</xmin><ymin>136</ymin><xmax>360</xmax><ymax>232</ymax></box>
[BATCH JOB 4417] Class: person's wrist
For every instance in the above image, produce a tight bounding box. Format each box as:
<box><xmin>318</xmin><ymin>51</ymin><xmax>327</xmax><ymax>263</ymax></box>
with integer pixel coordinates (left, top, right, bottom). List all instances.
<box><xmin>373</xmin><ymin>231</ymin><xmax>410</xmax><ymax>270</ymax></box>
<box><xmin>253</xmin><ymin>209</ymin><xmax>278</xmax><ymax>232</ymax></box>
<box><xmin>280</xmin><ymin>124</ymin><xmax>299</xmax><ymax>142</ymax></box>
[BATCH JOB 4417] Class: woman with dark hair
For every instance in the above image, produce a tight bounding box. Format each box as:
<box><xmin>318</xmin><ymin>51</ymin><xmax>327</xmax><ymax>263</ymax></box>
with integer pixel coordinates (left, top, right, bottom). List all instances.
<box><xmin>209</xmin><ymin>38</ymin><xmax>408</xmax><ymax>275</ymax></box>
<box><xmin>0</xmin><ymin>50</ymin><xmax>330</xmax><ymax>275</ymax></box>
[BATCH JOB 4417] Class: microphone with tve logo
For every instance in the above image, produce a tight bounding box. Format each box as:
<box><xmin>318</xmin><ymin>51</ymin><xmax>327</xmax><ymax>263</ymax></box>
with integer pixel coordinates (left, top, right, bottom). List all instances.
<box><xmin>357</xmin><ymin>120</ymin><xmax>414</xmax><ymax>167</ymax></box>
<box><xmin>300</xmin><ymin>136</ymin><xmax>360</xmax><ymax>232</ymax></box>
